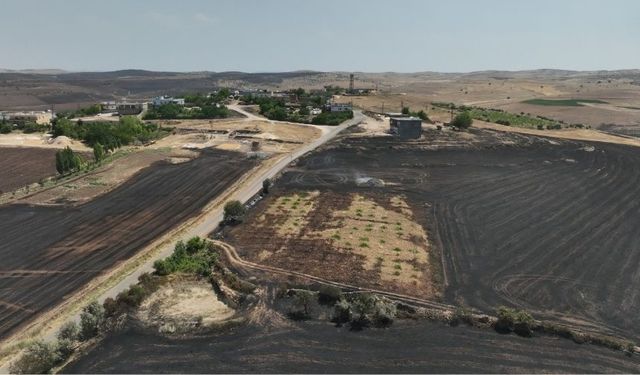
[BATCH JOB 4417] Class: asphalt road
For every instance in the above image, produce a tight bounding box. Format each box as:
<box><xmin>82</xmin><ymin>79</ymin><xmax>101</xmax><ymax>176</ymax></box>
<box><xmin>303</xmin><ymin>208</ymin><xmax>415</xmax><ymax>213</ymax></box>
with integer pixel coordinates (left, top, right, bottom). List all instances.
<box><xmin>30</xmin><ymin>110</ymin><xmax>362</xmax><ymax>346</ymax></box>
<box><xmin>96</xmin><ymin>110</ymin><xmax>362</xmax><ymax>311</ymax></box>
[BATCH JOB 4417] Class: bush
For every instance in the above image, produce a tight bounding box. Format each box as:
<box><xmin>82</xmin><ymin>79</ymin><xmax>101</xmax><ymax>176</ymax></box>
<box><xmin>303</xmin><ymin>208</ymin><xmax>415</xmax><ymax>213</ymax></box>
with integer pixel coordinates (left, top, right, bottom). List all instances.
<box><xmin>223</xmin><ymin>200</ymin><xmax>247</xmax><ymax>224</ymax></box>
<box><xmin>93</xmin><ymin>142</ymin><xmax>105</xmax><ymax>162</ymax></box>
<box><xmin>53</xmin><ymin>116</ymin><xmax>163</xmax><ymax>150</ymax></box>
<box><xmin>0</xmin><ymin>123</ymin><xmax>12</xmax><ymax>134</ymax></box>
<box><xmin>55</xmin><ymin>146</ymin><xmax>85</xmax><ymax>174</ymax></box>
<box><xmin>451</xmin><ymin>112</ymin><xmax>473</xmax><ymax>129</ymax></box>
<box><xmin>57</xmin><ymin>321</ymin><xmax>79</xmax><ymax>342</ymax></box>
<box><xmin>153</xmin><ymin>237</ymin><xmax>217</xmax><ymax>276</ymax></box>
<box><xmin>318</xmin><ymin>285</ymin><xmax>343</xmax><ymax>305</ymax></box>
<box><xmin>115</xmin><ymin>284</ymin><xmax>146</xmax><ymax>308</ymax></box>
<box><xmin>311</xmin><ymin>110</ymin><xmax>353</xmax><ymax>126</ymax></box>
<box><xmin>288</xmin><ymin>289</ymin><xmax>316</xmax><ymax>320</ymax></box>
<box><xmin>262</xmin><ymin>178</ymin><xmax>271</xmax><ymax>194</ymax></box>
<box><xmin>10</xmin><ymin>340</ymin><xmax>61</xmax><ymax>374</ymax></box>
<box><xmin>332</xmin><ymin>298</ymin><xmax>353</xmax><ymax>325</ymax></box>
<box><xmin>79</xmin><ymin>301</ymin><xmax>105</xmax><ymax>340</ymax></box>
<box><xmin>495</xmin><ymin>306</ymin><xmax>534</xmax><ymax>336</ymax></box>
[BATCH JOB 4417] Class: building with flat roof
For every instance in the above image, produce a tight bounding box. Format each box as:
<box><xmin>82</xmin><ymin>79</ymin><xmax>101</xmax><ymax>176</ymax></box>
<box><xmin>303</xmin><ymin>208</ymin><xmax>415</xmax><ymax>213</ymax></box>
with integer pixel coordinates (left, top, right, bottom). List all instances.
<box><xmin>1</xmin><ymin>111</ymin><xmax>53</xmax><ymax>125</ymax></box>
<box><xmin>328</xmin><ymin>102</ymin><xmax>352</xmax><ymax>112</ymax></box>
<box><xmin>116</xmin><ymin>102</ymin><xmax>144</xmax><ymax>115</ymax></box>
<box><xmin>390</xmin><ymin>117</ymin><xmax>422</xmax><ymax>139</ymax></box>
<box><xmin>152</xmin><ymin>96</ymin><xmax>185</xmax><ymax>107</ymax></box>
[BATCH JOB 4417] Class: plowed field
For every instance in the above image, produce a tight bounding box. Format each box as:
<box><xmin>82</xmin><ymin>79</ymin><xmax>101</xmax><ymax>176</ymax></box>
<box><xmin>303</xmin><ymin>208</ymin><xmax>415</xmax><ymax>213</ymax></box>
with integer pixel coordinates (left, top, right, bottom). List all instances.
<box><xmin>232</xmin><ymin>129</ymin><xmax>640</xmax><ymax>339</ymax></box>
<box><xmin>0</xmin><ymin>149</ymin><xmax>253</xmax><ymax>340</ymax></box>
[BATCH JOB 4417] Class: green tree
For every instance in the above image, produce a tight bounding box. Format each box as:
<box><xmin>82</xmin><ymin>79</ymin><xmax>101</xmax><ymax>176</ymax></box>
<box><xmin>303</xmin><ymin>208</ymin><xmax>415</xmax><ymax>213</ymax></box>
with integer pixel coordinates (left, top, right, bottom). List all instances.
<box><xmin>262</xmin><ymin>178</ymin><xmax>271</xmax><ymax>194</ymax></box>
<box><xmin>9</xmin><ymin>341</ymin><xmax>61</xmax><ymax>374</ymax></box>
<box><xmin>55</xmin><ymin>146</ymin><xmax>84</xmax><ymax>174</ymax></box>
<box><xmin>416</xmin><ymin>110</ymin><xmax>429</xmax><ymax>121</ymax></box>
<box><xmin>57</xmin><ymin>321</ymin><xmax>79</xmax><ymax>342</ymax></box>
<box><xmin>451</xmin><ymin>111</ymin><xmax>473</xmax><ymax>129</ymax></box>
<box><xmin>401</xmin><ymin>106</ymin><xmax>410</xmax><ymax>115</ymax></box>
<box><xmin>298</xmin><ymin>106</ymin><xmax>310</xmax><ymax>116</ymax></box>
<box><xmin>223</xmin><ymin>200</ymin><xmax>247</xmax><ymax>223</ymax></box>
<box><xmin>93</xmin><ymin>142</ymin><xmax>105</xmax><ymax>162</ymax></box>
<box><xmin>79</xmin><ymin>301</ymin><xmax>105</xmax><ymax>340</ymax></box>
<box><xmin>292</xmin><ymin>290</ymin><xmax>315</xmax><ymax>318</ymax></box>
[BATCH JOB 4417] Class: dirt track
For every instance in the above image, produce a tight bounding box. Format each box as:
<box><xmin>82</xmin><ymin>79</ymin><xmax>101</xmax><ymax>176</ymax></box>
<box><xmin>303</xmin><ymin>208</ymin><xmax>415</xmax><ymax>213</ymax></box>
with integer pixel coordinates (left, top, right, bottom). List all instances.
<box><xmin>0</xmin><ymin>149</ymin><xmax>254</xmax><ymax>340</ymax></box>
<box><xmin>63</xmin><ymin>319</ymin><xmax>640</xmax><ymax>373</ymax></box>
<box><xmin>237</xmin><ymin>128</ymin><xmax>640</xmax><ymax>340</ymax></box>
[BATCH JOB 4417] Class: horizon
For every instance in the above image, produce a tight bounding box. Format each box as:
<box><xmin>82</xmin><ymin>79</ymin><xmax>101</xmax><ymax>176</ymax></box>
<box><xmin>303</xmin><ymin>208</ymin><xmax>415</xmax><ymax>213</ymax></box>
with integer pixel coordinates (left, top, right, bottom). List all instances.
<box><xmin>1</xmin><ymin>0</ymin><xmax>639</xmax><ymax>72</ymax></box>
<box><xmin>3</xmin><ymin>67</ymin><xmax>640</xmax><ymax>75</ymax></box>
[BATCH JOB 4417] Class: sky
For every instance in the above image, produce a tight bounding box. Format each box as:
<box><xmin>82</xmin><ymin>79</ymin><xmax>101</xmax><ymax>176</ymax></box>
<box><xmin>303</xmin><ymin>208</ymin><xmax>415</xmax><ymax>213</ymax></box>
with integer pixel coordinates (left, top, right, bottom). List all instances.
<box><xmin>1</xmin><ymin>0</ymin><xmax>639</xmax><ymax>73</ymax></box>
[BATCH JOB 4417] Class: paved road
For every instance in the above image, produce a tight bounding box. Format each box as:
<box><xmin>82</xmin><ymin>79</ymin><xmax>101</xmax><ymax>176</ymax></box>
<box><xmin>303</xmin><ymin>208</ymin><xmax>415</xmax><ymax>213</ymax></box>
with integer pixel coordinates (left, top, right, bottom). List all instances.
<box><xmin>30</xmin><ymin>110</ymin><xmax>362</xmax><ymax>345</ymax></box>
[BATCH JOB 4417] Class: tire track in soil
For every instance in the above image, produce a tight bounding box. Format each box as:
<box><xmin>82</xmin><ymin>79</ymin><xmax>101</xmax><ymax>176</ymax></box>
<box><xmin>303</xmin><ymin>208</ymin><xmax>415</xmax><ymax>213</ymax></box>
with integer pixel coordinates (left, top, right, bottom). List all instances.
<box><xmin>0</xmin><ymin>149</ymin><xmax>254</xmax><ymax>340</ymax></box>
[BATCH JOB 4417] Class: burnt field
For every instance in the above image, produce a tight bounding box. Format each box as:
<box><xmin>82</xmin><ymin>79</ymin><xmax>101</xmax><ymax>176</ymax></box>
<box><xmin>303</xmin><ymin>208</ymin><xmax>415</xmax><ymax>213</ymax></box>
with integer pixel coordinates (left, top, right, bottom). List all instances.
<box><xmin>0</xmin><ymin>149</ymin><xmax>254</xmax><ymax>340</ymax></box>
<box><xmin>0</xmin><ymin>147</ymin><xmax>59</xmax><ymax>193</ymax></box>
<box><xmin>63</xmin><ymin>319</ymin><xmax>639</xmax><ymax>373</ymax></box>
<box><xmin>229</xmin><ymin>129</ymin><xmax>640</xmax><ymax>340</ymax></box>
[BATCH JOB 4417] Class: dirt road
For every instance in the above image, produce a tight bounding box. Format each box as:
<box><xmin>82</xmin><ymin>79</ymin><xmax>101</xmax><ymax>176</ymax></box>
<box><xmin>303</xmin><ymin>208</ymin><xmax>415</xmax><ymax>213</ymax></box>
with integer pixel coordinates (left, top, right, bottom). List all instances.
<box><xmin>0</xmin><ymin>111</ymin><xmax>362</xmax><ymax>361</ymax></box>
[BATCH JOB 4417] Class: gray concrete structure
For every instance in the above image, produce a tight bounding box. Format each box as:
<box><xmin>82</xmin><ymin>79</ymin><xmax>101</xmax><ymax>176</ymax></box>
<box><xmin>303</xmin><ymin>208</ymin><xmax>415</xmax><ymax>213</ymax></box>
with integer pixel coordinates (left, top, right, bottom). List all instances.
<box><xmin>390</xmin><ymin>117</ymin><xmax>422</xmax><ymax>139</ymax></box>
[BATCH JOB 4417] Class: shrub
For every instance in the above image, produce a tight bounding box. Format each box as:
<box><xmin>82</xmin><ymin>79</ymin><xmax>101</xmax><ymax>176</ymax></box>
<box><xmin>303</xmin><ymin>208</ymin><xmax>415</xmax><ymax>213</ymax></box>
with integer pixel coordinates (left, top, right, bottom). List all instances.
<box><xmin>262</xmin><ymin>178</ymin><xmax>271</xmax><ymax>194</ymax></box>
<box><xmin>153</xmin><ymin>237</ymin><xmax>217</xmax><ymax>276</ymax></box>
<box><xmin>10</xmin><ymin>340</ymin><xmax>61</xmax><ymax>374</ymax></box>
<box><xmin>289</xmin><ymin>289</ymin><xmax>315</xmax><ymax>320</ymax></box>
<box><xmin>57</xmin><ymin>321</ymin><xmax>79</xmax><ymax>342</ymax></box>
<box><xmin>451</xmin><ymin>112</ymin><xmax>473</xmax><ymax>129</ymax></box>
<box><xmin>495</xmin><ymin>306</ymin><xmax>534</xmax><ymax>337</ymax></box>
<box><xmin>93</xmin><ymin>142</ymin><xmax>105</xmax><ymax>162</ymax></box>
<box><xmin>0</xmin><ymin>122</ymin><xmax>12</xmax><ymax>134</ymax></box>
<box><xmin>55</xmin><ymin>146</ymin><xmax>85</xmax><ymax>174</ymax></box>
<box><xmin>79</xmin><ymin>301</ymin><xmax>105</xmax><ymax>340</ymax></box>
<box><xmin>116</xmin><ymin>284</ymin><xmax>146</xmax><ymax>308</ymax></box>
<box><xmin>332</xmin><ymin>298</ymin><xmax>353</xmax><ymax>325</ymax></box>
<box><xmin>223</xmin><ymin>200</ymin><xmax>247</xmax><ymax>224</ymax></box>
<box><xmin>318</xmin><ymin>285</ymin><xmax>343</xmax><ymax>305</ymax></box>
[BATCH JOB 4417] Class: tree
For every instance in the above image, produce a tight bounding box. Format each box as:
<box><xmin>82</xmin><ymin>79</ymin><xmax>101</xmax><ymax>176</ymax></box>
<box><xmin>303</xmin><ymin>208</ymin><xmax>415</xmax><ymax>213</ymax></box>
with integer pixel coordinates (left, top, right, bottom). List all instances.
<box><xmin>298</xmin><ymin>106</ymin><xmax>310</xmax><ymax>116</ymax></box>
<box><xmin>401</xmin><ymin>106</ymin><xmax>410</xmax><ymax>115</ymax></box>
<box><xmin>9</xmin><ymin>340</ymin><xmax>61</xmax><ymax>374</ymax></box>
<box><xmin>57</xmin><ymin>321</ymin><xmax>79</xmax><ymax>342</ymax></box>
<box><xmin>262</xmin><ymin>178</ymin><xmax>271</xmax><ymax>194</ymax></box>
<box><xmin>55</xmin><ymin>146</ymin><xmax>84</xmax><ymax>174</ymax></box>
<box><xmin>451</xmin><ymin>111</ymin><xmax>473</xmax><ymax>129</ymax></box>
<box><xmin>292</xmin><ymin>290</ymin><xmax>315</xmax><ymax>319</ymax></box>
<box><xmin>79</xmin><ymin>301</ymin><xmax>105</xmax><ymax>340</ymax></box>
<box><xmin>93</xmin><ymin>142</ymin><xmax>105</xmax><ymax>162</ymax></box>
<box><xmin>223</xmin><ymin>200</ymin><xmax>247</xmax><ymax>223</ymax></box>
<box><xmin>416</xmin><ymin>110</ymin><xmax>429</xmax><ymax>121</ymax></box>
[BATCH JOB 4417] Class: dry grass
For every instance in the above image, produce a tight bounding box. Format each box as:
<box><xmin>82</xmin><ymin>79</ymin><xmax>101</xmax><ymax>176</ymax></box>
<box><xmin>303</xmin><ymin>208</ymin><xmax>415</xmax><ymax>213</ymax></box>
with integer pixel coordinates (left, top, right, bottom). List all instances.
<box><xmin>137</xmin><ymin>279</ymin><xmax>235</xmax><ymax>333</ymax></box>
<box><xmin>259</xmin><ymin>191</ymin><xmax>319</xmax><ymax>237</ymax></box>
<box><xmin>315</xmin><ymin>194</ymin><xmax>430</xmax><ymax>287</ymax></box>
<box><xmin>257</xmin><ymin>192</ymin><xmax>434</xmax><ymax>293</ymax></box>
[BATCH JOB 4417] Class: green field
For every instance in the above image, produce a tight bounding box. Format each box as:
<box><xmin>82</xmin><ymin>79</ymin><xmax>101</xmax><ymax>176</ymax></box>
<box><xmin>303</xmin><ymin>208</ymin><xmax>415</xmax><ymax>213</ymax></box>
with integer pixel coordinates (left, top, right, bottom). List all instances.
<box><xmin>522</xmin><ymin>98</ymin><xmax>608</xmax><ymax>107</ymax></box>
<box><xmin>467</xmin><ymin>107</ymin><xmax>562</xmax><ymax>129</ymax></box>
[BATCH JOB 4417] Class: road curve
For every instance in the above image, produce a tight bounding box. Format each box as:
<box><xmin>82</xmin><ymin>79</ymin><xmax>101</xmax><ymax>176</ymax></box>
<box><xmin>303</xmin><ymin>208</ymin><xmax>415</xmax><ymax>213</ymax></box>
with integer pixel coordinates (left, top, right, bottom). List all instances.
<box><xmin>28</xmin><ymin>111</ymin><xmax>363</xmax><ymax>345</ymax></box>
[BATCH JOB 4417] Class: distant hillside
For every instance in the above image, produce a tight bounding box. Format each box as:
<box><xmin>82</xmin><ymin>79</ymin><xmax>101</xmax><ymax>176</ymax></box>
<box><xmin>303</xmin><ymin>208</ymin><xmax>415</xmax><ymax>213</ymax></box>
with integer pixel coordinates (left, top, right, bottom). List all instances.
<box><xmin>1</xmin><ymin>69</ymin><xmax>639</xmax><ymax>111</ymax></box>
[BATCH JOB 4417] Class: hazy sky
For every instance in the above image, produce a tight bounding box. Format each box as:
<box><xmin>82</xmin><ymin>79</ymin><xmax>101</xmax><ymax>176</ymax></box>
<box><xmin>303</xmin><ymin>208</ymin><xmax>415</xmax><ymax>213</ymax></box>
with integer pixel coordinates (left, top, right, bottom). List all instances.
<box><xmin>1</xmin><ymin>0</ymin><xmax>638</xmax><ymax>72</ymax></box>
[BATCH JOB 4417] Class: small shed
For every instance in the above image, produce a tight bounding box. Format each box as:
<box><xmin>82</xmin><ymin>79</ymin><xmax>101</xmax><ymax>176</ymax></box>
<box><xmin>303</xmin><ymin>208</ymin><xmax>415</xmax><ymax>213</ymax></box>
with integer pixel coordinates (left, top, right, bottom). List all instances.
<box><xmin>390</xmin><ymin>117</ymin><xmax>422</xmax><ymax>139</ymax></box>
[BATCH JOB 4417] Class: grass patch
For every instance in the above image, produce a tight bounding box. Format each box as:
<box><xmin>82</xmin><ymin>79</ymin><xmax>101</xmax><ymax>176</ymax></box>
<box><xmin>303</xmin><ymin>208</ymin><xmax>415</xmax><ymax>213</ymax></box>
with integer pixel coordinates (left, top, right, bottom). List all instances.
<box><xmin>522</xmin><ymin>98</ymin><xmax>608</xmax><ymax>107</ymax></box>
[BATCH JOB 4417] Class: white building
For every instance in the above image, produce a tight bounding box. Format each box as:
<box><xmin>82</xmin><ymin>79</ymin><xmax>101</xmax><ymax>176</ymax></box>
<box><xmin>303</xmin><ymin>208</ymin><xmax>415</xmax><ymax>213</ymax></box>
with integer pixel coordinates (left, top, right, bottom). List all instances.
<box><xmin>152</xmin><ymin>95</ymin><xmax>185</xmax><ymax>107</ymax></box>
